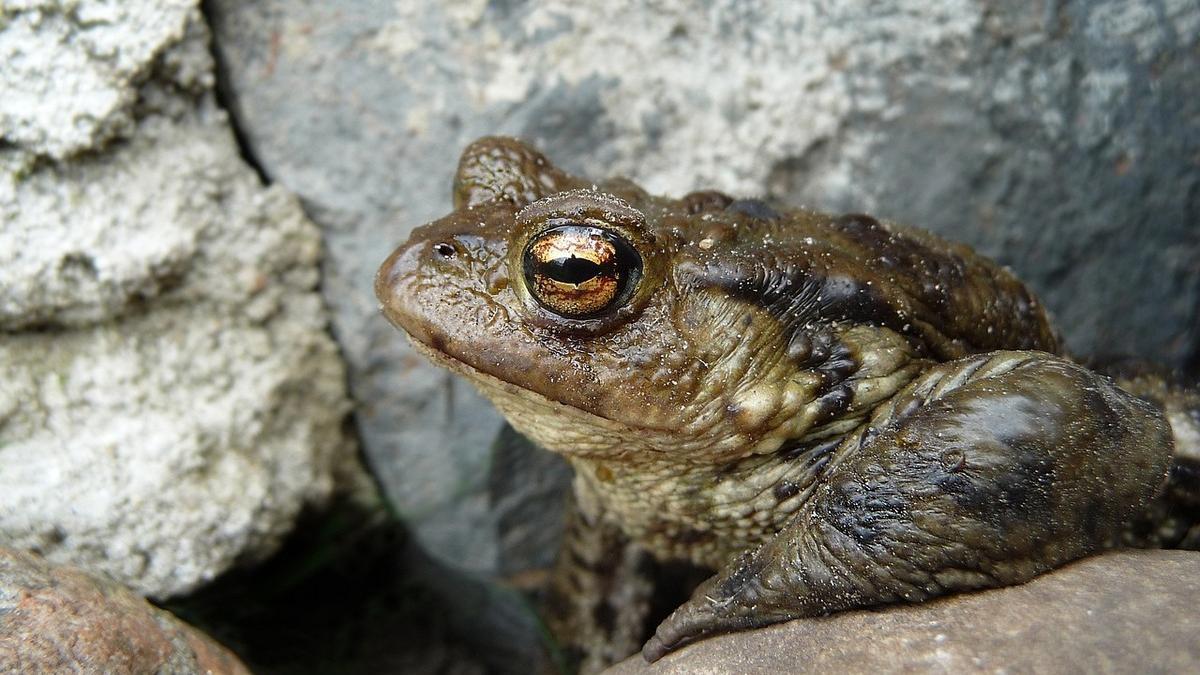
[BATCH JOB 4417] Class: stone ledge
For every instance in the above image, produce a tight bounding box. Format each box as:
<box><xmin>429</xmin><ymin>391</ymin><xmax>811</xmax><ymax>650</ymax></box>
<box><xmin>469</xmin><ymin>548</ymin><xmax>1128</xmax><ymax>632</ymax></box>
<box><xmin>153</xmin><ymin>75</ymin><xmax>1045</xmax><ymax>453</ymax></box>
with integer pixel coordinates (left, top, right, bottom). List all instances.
<box><xmin>609</xmin><ymin>550</ymin><xmax>1200</xmax><ymax>674</ymax></box>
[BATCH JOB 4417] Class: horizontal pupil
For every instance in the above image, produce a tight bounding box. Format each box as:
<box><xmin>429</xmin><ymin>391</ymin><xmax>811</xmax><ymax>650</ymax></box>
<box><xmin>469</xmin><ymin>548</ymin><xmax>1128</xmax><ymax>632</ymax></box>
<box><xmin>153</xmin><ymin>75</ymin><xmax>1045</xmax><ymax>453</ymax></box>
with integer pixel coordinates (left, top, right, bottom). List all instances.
<box><xmin>542</xmin><ymin>255</ymin><xmax>605</xmax><ymax>285</ymax></box>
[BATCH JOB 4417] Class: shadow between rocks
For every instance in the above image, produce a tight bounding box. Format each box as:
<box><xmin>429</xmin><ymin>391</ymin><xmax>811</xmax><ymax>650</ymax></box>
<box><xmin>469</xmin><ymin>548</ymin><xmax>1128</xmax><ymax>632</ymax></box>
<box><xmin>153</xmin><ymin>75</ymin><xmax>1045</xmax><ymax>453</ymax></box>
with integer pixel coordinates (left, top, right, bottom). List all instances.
<box><xmin>161</xmin><ymin>495</ymin><xmax>556</xmax><ymax>675</ymax></box>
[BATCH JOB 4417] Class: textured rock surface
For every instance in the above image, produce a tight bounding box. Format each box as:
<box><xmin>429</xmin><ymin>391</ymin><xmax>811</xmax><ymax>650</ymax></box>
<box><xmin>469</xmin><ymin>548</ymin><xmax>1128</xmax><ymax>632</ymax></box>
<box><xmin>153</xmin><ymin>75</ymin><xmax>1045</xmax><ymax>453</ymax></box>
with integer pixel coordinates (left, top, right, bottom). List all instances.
<box><xmin>0</xmin><ymin>2</ymin><xmax>359</xmax><ymax>597</ymax></box>
<box><xmin>608</xmin><ymin>550</ymin><xmax>1200</xmax><ymax>674</ymax></box>
<box><xmin>0</xmin><ymin>0</ymin><xmax>195</xmax><ymax>160</ymax></box>
<box><xmin>0</xmin><ymin>546</ymin><xmax>250</xmax><ymax>674</ymax></box>
<box><xmin>207</xmin><ymin>0</ymin><xmax>1200</xmax><ymax>573</ymax></box>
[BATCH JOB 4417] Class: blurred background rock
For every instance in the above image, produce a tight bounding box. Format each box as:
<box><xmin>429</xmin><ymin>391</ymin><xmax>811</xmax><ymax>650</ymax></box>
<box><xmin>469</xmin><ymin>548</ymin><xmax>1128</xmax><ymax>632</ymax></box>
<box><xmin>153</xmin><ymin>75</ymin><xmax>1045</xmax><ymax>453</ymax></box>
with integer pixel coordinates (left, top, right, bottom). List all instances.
<box><xmin>2</xmin><ymin>0</ymin><xmax>1197</xmax><ymax>673</ymax></box>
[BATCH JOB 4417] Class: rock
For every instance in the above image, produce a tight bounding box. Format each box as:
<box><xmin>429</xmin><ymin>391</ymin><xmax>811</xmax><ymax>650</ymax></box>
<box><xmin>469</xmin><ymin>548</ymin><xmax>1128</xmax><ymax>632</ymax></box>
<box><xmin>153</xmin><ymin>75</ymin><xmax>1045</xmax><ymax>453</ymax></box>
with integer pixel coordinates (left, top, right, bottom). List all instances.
<box><xmin>607</xmin><ymin>550</ymin><xmax>1200</xmax><ymax>674</ymax></box>
<box><xmin>488</xmin><ymin>424</ymin><xmax>573</xmax><ymax>580</ymax></box>
<box><xmin>0</xmin><ymin>0</ymin><xmax>195</xmax><ymax>160</ymax></box>
<box><xmin>0</xmin><ymin>2</ymin><xmax>360</xmax><ymax>598</ymax></box>
<box><xmin>206</xmin><ymin>0</ymin><xmax>1200</xmax><ymax>575</ymax></box>
<box><xmin>0</xmin><ymin>546</ymin><xmax>249</xmax><ymax>674</ymax></box>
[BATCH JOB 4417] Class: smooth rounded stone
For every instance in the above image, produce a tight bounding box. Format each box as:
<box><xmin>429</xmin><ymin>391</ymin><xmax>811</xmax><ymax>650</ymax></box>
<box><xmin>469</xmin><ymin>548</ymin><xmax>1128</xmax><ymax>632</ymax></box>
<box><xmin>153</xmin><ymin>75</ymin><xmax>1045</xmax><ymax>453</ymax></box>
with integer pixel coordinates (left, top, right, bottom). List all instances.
<box><xmin>0</xmin><ymin>546</ymin><xmax>249</xmax><ymax>674</ymax></box>
<box><xmin>608</xmin><ymin>550</ymin><xmax>1200</xmax><ymax>674</ymax></box>
<box><xmin>208</xmin><ymin>0</ymin><xmax>1200</xmax><ymax>576</ymax></box>
<box><xmin>0</xmin><ymin>3</ymin><xmax>361</xmax><ymax>598</ymax></box>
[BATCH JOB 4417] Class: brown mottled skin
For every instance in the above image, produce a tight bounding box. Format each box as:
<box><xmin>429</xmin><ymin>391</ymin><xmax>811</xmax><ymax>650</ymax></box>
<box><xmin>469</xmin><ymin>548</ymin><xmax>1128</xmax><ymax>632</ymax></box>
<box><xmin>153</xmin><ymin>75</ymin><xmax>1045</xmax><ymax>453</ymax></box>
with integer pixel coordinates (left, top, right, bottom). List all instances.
<box><xmin>376</xmin><ymin>137</ymin><xmax>1200</xmax><ymax>672</ymax></box>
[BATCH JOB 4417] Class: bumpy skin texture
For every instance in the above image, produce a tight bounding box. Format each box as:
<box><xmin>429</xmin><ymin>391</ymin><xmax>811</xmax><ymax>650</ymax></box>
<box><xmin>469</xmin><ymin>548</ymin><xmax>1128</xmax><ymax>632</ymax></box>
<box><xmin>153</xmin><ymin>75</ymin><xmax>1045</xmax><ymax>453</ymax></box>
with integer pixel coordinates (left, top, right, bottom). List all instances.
<box><xmin>376</xmin><ymin>137</ymin><xmax>1194</xmax><ymax>671</ymax></box>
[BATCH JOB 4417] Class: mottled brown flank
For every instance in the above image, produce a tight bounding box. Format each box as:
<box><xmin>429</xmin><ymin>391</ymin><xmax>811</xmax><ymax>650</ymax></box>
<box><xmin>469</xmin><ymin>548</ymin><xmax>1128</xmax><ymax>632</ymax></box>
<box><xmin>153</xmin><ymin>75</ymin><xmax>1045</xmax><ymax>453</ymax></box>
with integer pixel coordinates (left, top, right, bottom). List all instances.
<box><xmin>377</xmin><ymin>136</ymin><xmax>1195</xmax><ymax>671</ymax></box>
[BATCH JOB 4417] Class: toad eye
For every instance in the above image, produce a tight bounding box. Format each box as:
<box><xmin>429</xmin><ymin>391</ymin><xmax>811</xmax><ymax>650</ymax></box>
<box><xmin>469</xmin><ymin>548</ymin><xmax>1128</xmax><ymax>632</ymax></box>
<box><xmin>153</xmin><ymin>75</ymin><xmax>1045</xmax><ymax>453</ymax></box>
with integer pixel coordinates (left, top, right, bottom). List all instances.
<box><xmin>522</xmin><ymin>225</ymin><xmax>642</xmax><ymax>319</ymax></box>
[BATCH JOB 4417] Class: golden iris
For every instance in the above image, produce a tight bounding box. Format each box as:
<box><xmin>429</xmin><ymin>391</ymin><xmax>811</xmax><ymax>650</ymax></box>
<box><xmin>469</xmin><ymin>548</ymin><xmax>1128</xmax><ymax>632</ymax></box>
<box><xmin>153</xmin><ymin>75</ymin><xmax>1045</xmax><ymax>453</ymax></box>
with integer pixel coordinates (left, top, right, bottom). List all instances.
<box><xmin>523</xmin><ymin>225</ymin><xmax>641</xmax><ymax>319</ymax></box>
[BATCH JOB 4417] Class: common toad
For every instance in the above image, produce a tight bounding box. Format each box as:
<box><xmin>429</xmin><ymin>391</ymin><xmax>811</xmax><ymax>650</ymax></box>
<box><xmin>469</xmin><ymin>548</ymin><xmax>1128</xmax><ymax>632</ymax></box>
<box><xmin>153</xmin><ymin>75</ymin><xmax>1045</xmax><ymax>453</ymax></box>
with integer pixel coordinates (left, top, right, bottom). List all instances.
<box><xmin>376</xmin><ymin>137</ymin><xmax>1200</xmax><ymax>671</ymax></box>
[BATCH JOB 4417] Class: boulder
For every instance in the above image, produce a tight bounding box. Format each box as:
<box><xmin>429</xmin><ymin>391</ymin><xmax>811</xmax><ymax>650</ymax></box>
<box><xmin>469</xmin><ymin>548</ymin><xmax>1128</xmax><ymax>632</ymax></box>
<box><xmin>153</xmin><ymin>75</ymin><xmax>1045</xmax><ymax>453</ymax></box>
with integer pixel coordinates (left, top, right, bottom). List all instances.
<box><xmin>0</xmin><ymin>1</ymin><xmax>361</xmax><ymax>598</ymax></box>
<box><xmin>0</xmin><ymin>546</ymin><xmax>249</xmax><ymax>674</ymax></box>
<box><xmin>608</xmin><ymin>550</ymin><xmax>1200</xmax><ymax>674</ymax></box>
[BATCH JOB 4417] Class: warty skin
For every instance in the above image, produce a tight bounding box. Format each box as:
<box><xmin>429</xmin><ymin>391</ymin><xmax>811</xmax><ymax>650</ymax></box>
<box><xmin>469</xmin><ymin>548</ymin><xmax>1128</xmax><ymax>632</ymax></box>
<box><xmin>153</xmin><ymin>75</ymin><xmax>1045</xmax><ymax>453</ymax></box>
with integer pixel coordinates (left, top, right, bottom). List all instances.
<box><xmin>376</xmin><ymin>137</ymin><xmax>1199</xmax><ymax>672</ymax></box>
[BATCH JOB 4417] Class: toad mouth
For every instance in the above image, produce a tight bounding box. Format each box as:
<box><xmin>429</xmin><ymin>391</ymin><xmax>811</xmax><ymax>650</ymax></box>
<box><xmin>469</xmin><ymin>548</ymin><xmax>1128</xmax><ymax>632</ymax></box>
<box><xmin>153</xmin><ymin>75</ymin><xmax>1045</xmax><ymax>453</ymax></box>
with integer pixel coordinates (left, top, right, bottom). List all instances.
<box><xmin>402</xmin><ymin>332</ymin><xmax>630</xmax><ymax>428</ymax></box>
<box><xmin>401</xmin><ymin>332</ymin><xmax>685</xmax><ymax>464</ymax></box>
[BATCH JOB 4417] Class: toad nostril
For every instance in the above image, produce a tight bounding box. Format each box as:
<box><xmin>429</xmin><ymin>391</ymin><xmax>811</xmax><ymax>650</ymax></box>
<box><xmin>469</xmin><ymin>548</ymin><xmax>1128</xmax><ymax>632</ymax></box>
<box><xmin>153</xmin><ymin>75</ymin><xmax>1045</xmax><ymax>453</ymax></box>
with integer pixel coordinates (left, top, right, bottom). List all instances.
<box><xmin>433</xmin><ymin>242</ymin><xmax>456</xmax><ymax>259</ymax></box>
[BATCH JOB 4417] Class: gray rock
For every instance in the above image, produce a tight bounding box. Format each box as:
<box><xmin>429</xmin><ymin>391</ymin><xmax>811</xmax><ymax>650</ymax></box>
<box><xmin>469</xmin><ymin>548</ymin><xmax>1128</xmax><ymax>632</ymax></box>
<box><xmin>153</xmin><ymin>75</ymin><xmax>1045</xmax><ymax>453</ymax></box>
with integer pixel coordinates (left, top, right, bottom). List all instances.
<box><xmin>607</xmin><ymin>550</ymin><xmax>1200</xmax><ymax>674</ymax></box>
<box><xmin>488</xmin><ymin>424</ymin><xmax>572</xmax><ymax>580</ymax></box>
<box><xmin>0</xmin><ymin>0</ymin><xmax>196</xmax><ymax>160</ymax></box>
<box><xmin>207</xmin><ymin>0</ymin><xmax>1199</xmax><ymax>575</ymax></box>
<box><xmin>0</xmin><ymin>546</ymin><xmax>250</xmax><ymax>674</ymax></box>
<box><xmin>0</xmin><ymin>2</ymin><xmax>215</xmax><ymax>329</ymax></box>
<box><xmin>0</xmin><ymin>3</ymin><xmax>360</xmax><ymax>598</ymax></box>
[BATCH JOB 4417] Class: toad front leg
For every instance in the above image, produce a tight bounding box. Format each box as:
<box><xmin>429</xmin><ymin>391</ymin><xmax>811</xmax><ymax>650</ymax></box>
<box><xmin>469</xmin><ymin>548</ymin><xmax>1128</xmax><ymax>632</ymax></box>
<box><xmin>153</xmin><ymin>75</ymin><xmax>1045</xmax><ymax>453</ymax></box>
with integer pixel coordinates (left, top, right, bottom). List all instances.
<box><xmin>645</xmin><ymin>351</ymin><xmax>1172</xmax><ymax>661</ymax></box>
<box><xmin>544</xmin><ymin>493</ymin><xmax>658</xmax><ymax>673</ymax></box>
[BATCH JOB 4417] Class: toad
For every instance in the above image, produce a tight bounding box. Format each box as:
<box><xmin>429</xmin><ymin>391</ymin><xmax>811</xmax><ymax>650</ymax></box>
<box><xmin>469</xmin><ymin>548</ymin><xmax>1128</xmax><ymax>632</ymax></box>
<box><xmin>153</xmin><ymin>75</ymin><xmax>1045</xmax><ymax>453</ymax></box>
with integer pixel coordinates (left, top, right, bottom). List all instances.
<box><xmin>376</xmin><ymin>137</ymin><xmax>1199</xmax><ymax>671</ymax></box>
